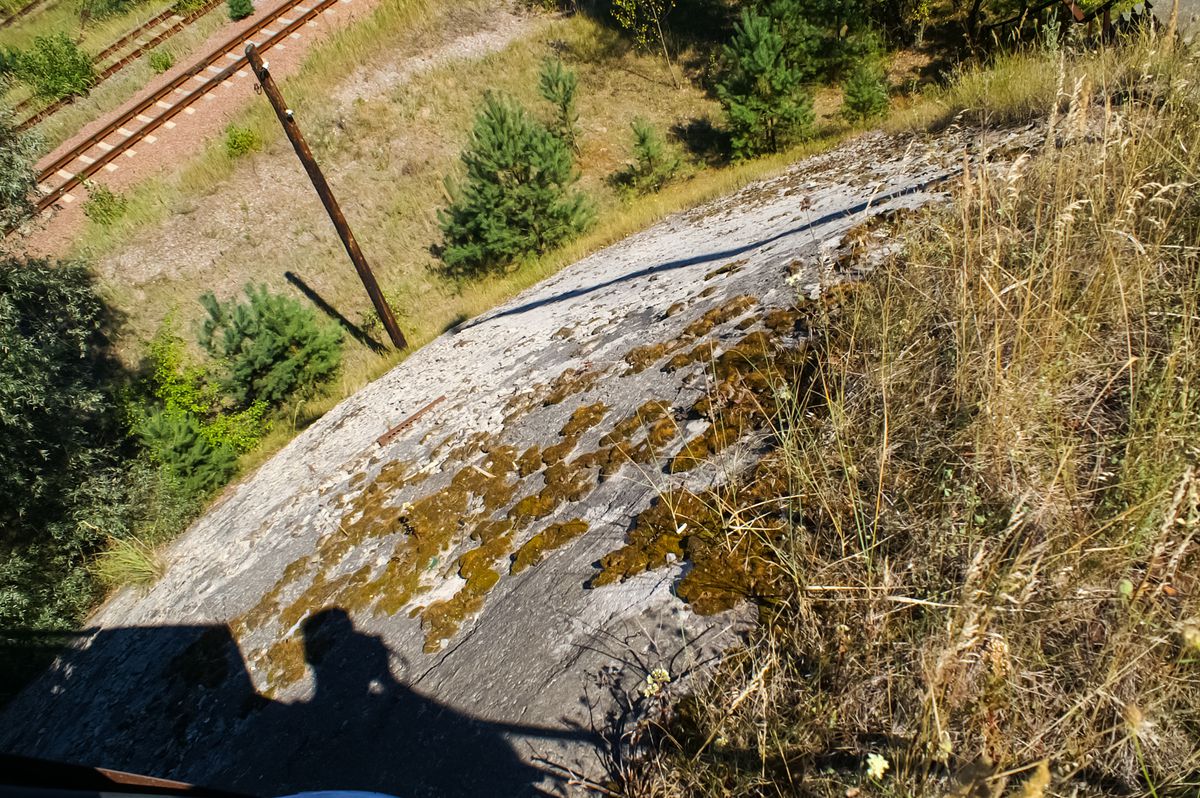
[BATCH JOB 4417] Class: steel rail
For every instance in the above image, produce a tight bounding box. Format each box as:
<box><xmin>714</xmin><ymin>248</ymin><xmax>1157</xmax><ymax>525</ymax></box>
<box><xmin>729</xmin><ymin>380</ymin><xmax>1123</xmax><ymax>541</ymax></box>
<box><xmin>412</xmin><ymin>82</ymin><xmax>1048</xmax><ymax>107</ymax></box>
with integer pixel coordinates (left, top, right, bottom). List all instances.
<box><xmin>33</xmin><ymin>0</ymin><xmax>342</xmax><ymax>213</ymax></box>
<box><xmin>14</xmin><ymin>0</ymin><xmax>226</xmax><ymax>132</ymax></box>
<box><xmin>0</xmin><ymin>0</ymin><xmax>52</xmax><ymax>28</ymax></box>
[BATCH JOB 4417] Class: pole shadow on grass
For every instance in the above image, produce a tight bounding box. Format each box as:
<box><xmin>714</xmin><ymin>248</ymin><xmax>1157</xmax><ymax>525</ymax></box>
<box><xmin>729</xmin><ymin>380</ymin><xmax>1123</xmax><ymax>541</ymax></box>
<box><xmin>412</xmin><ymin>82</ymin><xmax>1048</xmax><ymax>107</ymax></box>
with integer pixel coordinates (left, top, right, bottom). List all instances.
<box><xmin>284</xmin><ymin>271</ymin><xmax>388</xmax><ymax>355</ymax></box>
<box><xmin>0</xmin><ymin>609</ymin><xmax>594</xmax><ymax>797</ymax></box>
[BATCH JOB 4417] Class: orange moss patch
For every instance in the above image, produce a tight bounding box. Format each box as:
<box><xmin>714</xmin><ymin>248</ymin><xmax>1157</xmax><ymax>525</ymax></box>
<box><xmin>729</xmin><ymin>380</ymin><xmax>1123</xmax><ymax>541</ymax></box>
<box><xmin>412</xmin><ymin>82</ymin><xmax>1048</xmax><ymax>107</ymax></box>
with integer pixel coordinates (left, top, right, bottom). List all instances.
<box><xmin>560</xmin><ymin>402</ymin><xmax>609</xmax><ymax>439</ymax></box>
<box><xmin>665</xmin><ymin>340</ymin><xmax>718</xmax><ymax>372</ymax></box>
<box><xmin>511</xmin><ymin>519</ymin><xmax>590</xmax><ymax>574</ymax></box>
<box><xmin>703</xmin><ymin>259</ymin><xmax>747</xmax><ymax>280</ymax></box>
<box><xmin>682</xmin><ymin>295</ymin><xmax>758</xmax><ymax>338</ymax></box>
<box><xmin>623</xmin><ymin>341</ymin><xmax>680</xmax><ymax>375</ymax></box>
<box><xmin>595</xmin><ymin>460</ymin><xmax>791</xmax><ymax>615</ymax></box>
<box><xmin>544</xmin><ymin>367</ymin><xmax>602</xmax><ymax>406</ymax></box>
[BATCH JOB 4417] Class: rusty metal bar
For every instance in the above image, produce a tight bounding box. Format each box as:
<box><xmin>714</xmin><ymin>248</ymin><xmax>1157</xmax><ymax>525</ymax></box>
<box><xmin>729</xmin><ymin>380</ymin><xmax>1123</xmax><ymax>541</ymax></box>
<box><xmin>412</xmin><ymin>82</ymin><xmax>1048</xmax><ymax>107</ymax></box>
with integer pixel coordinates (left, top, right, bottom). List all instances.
<box><xmin>246</xmin><ymin>42</ymin><xmax>408</xmax><ymax>351</ymax></box>
<box><xmin>377</xmin><ymin>396</ymin><xmax>446</xmax><ymax>447</ymax></box>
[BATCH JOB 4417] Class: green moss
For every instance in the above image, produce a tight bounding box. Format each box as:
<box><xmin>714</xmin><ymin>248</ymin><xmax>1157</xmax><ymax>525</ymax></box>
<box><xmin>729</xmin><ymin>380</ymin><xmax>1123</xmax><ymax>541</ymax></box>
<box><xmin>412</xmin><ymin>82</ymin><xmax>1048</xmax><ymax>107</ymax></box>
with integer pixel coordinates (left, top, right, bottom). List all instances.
<box><xmin>419</xmin><ymin>531</ymin><xmax>513</xmax><ymax>652</ymax></box>
<box><xmin>511</xmin><ymin>519</ymin><xmax>589</xmax><ymax>574</ymax></box>
<box><xmin>256</xmin><ymin>635</ymin><xmax>308</xmax><ymax>697</ymax></box>
<box><xmin>763</xmin><ymin>307</ymin><xmax>803</xmax><ymax>335</ymax></box>
<box><xmin>594</xmin><ymin>460</ymin><xmax>790</xmax><ymax>614</ymax></box>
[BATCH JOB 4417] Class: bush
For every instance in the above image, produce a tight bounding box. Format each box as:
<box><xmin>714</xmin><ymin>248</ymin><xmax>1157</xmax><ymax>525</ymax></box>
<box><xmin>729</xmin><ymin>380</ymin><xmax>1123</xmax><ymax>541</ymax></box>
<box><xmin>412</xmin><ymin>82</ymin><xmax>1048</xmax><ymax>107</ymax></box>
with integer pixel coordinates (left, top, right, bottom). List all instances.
<box><xmin>538</xmin><ymin>56</ymin><xmax>579</xmax><ymax>149</ymax></box>
<box><xmin>198</xmin><ymin>284</ymin><xmax>343</xmax><ymax>408</ymax></box>
<box><xmin>0</xmin><ymin>258</ymin><xmax>123</xmax><ymax>630</ymax></box>
<box><xmin>148</xmin><ymin>49</ymin><xmax>174</xmax><ymax>73</ymax></box>
<box><xmin>716</xmin><ymin>9</ymin><xmax>814</xmax><ymax>159</ymax></box>
<box><xmin>15</xmin><ymin>34</ymin><xmax>96</xmax><ymax>101</ymax></box>
<box><xmin>227</xmin><ymin>0</ymin><xmax>253</xmax><ymax>21</ymax></box>
<box><xmin>438</xmin><ymin>93</ymin><xmax>593</xmax><ymax>276</ymax></box>
<box><xmin>614</xmin><ymin>117</ymin><xmax>682</xmax><ymax>194</ymax></box>
<box><xmin>840</xmin><ymin>61</ymin><xmax>889</xmax><ymax>122</ymax></box>
<box><xmin>224</xmin><ymin>124</ymin><xmax>261</xmax><ymax>157</ymax></box>
<box><xmin>82</xmin><ymin>182</ymin><xmax>128</xmax><ymax>226</ymax></box>
<box><xmin>0</xmin><ymin>104</ymin><xmax>38</xmax><ymax>230</ymax></box>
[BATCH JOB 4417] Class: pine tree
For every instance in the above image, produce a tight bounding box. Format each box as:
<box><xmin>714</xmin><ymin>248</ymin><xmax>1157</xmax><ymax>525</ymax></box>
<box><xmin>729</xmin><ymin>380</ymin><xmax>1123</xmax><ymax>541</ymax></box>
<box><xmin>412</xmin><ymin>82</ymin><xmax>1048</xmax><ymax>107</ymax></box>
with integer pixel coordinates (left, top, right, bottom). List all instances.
<box><xmin>840</xmin><ymin>62</ymin><xmax>889</xmax><ymax>123</ymax></box>
<box><xmin>438</xmin><ymin>93</ymin><xmax>593</xmax><ymax>276</ymax></box>
<box><xmin>717</xmin><ymin>9</ymin><xmax>814</xmax><ymax>159</ymax></box>
<box><xmin>198</xmin><ymin>284</ymin><xmax>342</xmax><ymax>408</ymax></box>
<box><xmin>538</xmin><ymin>57</ymin><xmax>579</xmax><ymax>150</ymax></box>
<box><xmin>754</xmin><ymin>0</ymin><xmax>876</xmax><ymax>81</ymax></box>
<box><xmin>618</xmin><ymin>117</ymin><xmax>681</xmax><ymax>194</ymax></box>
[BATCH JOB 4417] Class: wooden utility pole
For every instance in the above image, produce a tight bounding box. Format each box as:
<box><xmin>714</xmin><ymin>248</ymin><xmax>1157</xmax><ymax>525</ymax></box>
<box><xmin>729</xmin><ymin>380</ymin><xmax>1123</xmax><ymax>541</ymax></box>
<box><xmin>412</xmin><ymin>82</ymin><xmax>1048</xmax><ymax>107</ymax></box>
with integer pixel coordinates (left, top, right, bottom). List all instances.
<box><xmin>245</xmin><ymin>42</ymin><xmax>407</xmax><ymax>350</ymax></box>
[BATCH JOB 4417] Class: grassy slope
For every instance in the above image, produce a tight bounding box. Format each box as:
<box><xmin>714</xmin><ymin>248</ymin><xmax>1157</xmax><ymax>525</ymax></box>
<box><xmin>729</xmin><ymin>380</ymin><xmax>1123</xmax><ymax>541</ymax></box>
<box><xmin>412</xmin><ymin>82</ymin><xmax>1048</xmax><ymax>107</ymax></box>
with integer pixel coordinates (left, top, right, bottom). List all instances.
<box><xmin>624</xmin><ymin>38</ymin><xmax>1200</xmax><ymax>798</ymax></box>
<box><xmin>72</xmin><ymin>2</ymin><xmax>856</xmax><ymax>463</ymax></box>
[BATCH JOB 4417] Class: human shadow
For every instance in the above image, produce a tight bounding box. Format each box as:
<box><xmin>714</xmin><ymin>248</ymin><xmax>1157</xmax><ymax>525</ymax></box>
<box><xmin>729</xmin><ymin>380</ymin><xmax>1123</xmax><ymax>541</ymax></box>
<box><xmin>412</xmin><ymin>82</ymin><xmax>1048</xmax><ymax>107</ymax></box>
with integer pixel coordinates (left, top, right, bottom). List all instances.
<box><xmin>0</xmin><ymin>609</ymin><xmax>592</xmax><ymax>798</ymax></box>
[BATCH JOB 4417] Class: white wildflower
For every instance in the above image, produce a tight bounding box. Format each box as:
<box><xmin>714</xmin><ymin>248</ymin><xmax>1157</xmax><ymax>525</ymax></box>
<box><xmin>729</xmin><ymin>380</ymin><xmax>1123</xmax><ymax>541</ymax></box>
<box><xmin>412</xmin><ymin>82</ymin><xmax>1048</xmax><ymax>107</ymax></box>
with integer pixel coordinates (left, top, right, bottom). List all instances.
<box><xmin>866</xmin><ymin>753</ymin><xmax>890</xmax><ymax>780</ymax></box>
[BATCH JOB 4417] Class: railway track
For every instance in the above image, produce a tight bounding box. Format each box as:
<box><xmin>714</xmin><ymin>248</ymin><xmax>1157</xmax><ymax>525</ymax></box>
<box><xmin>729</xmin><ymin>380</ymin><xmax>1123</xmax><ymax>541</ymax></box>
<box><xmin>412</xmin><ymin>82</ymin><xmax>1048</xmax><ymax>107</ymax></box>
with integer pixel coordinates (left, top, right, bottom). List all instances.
<box><xmin>33</xmin><ymin>0</ymin><xmax>345</xmax><ymax>214</ymax></box>
<box><xmin>0</xmin><ymin>0</ymin><xmax>54</xmax><ymax>28</ymax></box>
<box><xmin>13</xmin><ymin>0</ymin><xmax>225</xmax><ymax>131</ymax></box>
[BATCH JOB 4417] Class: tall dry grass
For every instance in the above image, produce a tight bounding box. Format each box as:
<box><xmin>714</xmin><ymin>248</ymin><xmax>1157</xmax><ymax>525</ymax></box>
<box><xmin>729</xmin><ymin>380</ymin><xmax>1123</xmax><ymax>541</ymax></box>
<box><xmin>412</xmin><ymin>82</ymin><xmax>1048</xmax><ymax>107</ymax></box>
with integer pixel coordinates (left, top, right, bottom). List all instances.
<box><xmin>626</xmin><ymin>37</ymin><xmax>1200</xmax><ymax>798</ymax></box>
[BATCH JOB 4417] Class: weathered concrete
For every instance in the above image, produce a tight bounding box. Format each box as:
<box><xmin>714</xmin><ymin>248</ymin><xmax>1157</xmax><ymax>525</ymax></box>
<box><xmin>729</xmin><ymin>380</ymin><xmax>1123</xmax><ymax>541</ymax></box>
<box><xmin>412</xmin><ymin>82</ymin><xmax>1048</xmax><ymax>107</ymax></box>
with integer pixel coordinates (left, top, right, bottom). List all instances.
<box><xmin>0</xmin><ymin>129</ymin><xmax>1022</xmax><ymax>796</ymax></box>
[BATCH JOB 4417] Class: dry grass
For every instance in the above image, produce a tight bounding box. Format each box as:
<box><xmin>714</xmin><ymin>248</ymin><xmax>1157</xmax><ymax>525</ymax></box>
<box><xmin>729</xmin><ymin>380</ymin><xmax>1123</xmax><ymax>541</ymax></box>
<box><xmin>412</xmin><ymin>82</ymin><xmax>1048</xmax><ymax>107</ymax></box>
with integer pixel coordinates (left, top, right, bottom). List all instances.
<box><xmin>620</xmin><ymin>37</ymin><xmax>1200</xmax><ymax>798</ymax></box>
<box><xmin>93</xmin><ymin>536</ymin><xmax>166</xmax><ymax>589</ymax></box>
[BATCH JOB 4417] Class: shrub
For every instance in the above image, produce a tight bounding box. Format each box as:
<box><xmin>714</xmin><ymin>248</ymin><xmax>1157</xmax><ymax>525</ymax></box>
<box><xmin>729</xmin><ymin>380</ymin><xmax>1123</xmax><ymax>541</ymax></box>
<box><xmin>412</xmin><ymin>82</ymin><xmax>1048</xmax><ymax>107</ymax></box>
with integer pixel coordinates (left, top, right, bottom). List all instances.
<box><xmin>438</xmin><ymin>93</ymin><xmax>593</xmax><ymax>276</ymax></box>
<box><xmin>614</xmin><ymin>117</ymin><xmax>682</xmax><ymax>194</ymax></box>
<box><xmin>840</xmin><ymin>61</ymin><xmax>889</xmax><ymax>123</ymax></box>
<box><xmin>0</xmin><ymin>105</ymin><xmax>38</xmax><ymax>230</ymax></box>
<box><xmin>198</xmin><ymin>284</ymin><xmax>343</xmax><ymax>408</ymax></box>
<box><xmin>611</xmin><ymin>0</ymin><xmax>679</xmax><ymax>84</ymax></box>
<box><xmin>224</xmin><ymin>124</ymin><xmax>261</xmax><ymax>157</ymax></box>
<box><xmin>538</xmin><ymin>56</ymin><xmax>579</xmax><ymax>149</ymax></box>
<box><xmin>0</xmin><ymin>258</ymin><xmax>122</xmax><ymax>630</ymax></box>
<box><xmin>82</xmin><ymin>182</ymin><xmax>128</xmax><ymax>226</ymax></box>
<box><xmin>148</xmin><ymin>49</ymin><xmax>174</xmax><ymax>73</ymax></box>
<box><xmin>15</xmin><ymin>34</ymin><xmax>96</xmax><ymax>100</ymax></box>
<box><xmin>227</xmin><ymin>0</ymin><xmax>253</xmax><ymax>21</ymax></box>
<box><xmin>716</xmin><ymin>9</ymin><xmax>814</xmax><ymax>159</ymax></box>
